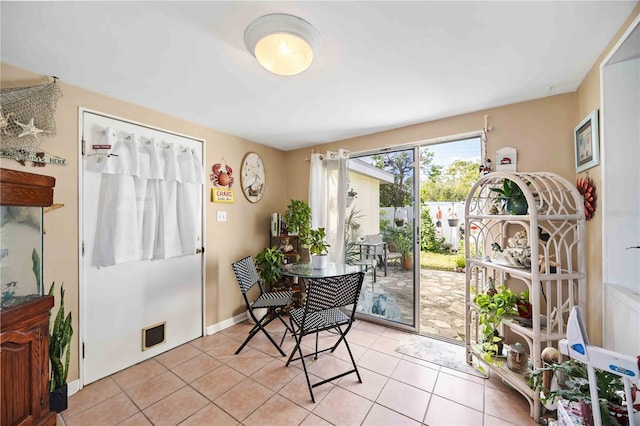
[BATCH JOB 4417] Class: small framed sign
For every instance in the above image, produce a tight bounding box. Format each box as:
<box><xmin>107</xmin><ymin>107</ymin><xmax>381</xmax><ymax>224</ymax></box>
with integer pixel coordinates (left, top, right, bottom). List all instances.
<box><xmin>212</xmin><ymin>188</ymin><xmax>234</xmax><ymax>203</ymax></box>
<box><xmin>574</xmin><ymin>110</ymin><xmax>600</xmax><ymax>173</ymax></box>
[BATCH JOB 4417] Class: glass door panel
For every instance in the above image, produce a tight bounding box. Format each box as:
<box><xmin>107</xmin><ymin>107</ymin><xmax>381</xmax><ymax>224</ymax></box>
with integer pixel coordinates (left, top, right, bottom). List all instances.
<box><xmin>348</xmin><ymin>148</ymin><xmax>418</xmax><ymax>330</ymax></box>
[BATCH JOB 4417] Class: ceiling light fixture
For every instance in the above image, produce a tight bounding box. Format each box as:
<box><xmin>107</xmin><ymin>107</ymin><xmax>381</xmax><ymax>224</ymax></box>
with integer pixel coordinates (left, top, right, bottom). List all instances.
<box><xmin>244</xmin><ymin>13</ymin><xmax>321</xmax><ymax>76</ymax></box>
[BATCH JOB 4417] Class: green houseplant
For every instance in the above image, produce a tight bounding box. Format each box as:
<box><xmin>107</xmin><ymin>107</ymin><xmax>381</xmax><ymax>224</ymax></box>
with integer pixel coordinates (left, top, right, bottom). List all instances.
<box><xmin>309</xmin><ymin>227</ymin><xmax>330</xmax><ymax>269</ymax></box>
<box><xmin>284</xmin><ymin>200</ymin><xmax>311</xmax><ymax>245</ymax></box>
<box><xmin>48</xmin><ymin>282</ymin><xmax>73</xmax><ymax>413</ymax></box>
<box><xmin>472</xmin><ymin>285</ymin><xmax>519</xmax><ymax>361</ymax></box>
<box><xmin>389</xmin><ymin>227</ymin><xmax>413</xmax><ymax>270</ymax></box>
<box><xmin>489</xmin><ymin>178</ymin><xmax>528</xmax><ymax>215</ymax></box>
<box><xmin>528</xmin><ymin>359</ymin><xmax>635</xmax><ymax>426</ymax></box>
<box><xmin>255</xmin><ymin>246</ymin><xmax>285</xmax><ymax>289</ymax></box>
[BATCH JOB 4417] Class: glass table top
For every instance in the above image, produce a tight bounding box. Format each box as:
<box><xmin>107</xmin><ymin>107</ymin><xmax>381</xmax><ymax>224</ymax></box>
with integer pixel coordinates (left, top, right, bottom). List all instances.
<box><xmin>279</xmin><ymin>262</ymin><xmax>360</xmax><ymax>278</ymax></box>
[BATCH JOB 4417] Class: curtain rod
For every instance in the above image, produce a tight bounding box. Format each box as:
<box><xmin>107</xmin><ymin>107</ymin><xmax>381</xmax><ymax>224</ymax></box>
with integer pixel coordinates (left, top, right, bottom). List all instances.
<box><xmin>303</xmin><ymin>115</ymin><xmax>492</xmax><ymax>160</ymax></box>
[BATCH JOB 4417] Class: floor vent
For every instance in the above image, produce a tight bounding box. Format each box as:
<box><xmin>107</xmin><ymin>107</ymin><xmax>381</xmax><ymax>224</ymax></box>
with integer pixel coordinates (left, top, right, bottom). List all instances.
<box><xmin>142</xmin><ymin>322</ymin><xmax>166</xmax><ymax>351</ymax></box>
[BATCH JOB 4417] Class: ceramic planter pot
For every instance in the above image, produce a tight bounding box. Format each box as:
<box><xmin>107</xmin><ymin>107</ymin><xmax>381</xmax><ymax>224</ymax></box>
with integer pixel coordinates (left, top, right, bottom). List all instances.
<box><xmin>311</xmin><ymin>254</ymin><xmax>329</xmax><ymax>269</ymax></box>
<box><xmin>507</xmin><ymin>197</ymin><xmax>528</xmax><ymax>215</ymax></box>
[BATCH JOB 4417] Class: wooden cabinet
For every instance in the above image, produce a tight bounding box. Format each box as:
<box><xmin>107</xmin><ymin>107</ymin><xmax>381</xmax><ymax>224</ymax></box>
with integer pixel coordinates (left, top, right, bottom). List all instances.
<box><xmin>464</xmin><ymin>172</ymin><xmax>586</xmax><ymax>422</ymax></box>
<box><xmin>1</xmin><ymin>296</ymin><xmax>56</xmax><ymax>426</ymax></box>
<box><xmin>0</xmin><ymin>168</ymin><xmax>56</xmax><ymax>426</ymax></box>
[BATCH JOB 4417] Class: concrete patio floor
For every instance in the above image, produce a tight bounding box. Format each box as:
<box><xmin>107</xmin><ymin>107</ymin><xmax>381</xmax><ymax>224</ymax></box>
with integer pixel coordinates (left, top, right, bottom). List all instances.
<box><xmin>357</xmin><ymin>264</ymin><xmax>467</xmax><ymax>343</ymax></box>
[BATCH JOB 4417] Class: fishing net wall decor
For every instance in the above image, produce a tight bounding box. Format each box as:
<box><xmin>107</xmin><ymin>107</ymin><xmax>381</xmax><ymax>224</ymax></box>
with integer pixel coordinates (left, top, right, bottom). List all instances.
<box><xmin>0</xmin><ymin>81</ymin><xmax>63</xmax><ymax>156</ymax></box>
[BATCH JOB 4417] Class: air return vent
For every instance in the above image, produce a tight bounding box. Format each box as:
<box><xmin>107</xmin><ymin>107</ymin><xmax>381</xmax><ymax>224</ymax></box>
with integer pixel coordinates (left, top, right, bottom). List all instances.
<box><xmin>142</xmin><ymin>322</ymin><xmax>166</xmax><ymax>351</ymax></box>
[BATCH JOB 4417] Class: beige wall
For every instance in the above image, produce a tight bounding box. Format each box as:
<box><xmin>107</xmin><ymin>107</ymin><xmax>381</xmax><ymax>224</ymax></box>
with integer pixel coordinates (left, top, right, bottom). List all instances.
<box><xmin>286</xmin><ymin>94</ymin><xmax>578</xmax><ymax>201</ymax></box>
<box><xmin>574</xmin><ymin>3</ymin><xmax>640</xmax><ymax>346</ymax></box>
<box><xmin>0</xmin><ymin>63</ymin><xmax>290</xmax><ymax>385</ymax></box>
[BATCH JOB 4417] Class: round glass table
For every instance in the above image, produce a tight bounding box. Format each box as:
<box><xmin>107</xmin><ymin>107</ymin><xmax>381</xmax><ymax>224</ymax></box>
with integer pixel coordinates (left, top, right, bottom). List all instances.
<box><xmin>279</xmin><ymin>262</ymin><xmax>360</xmax><ymax>279</ymax></box>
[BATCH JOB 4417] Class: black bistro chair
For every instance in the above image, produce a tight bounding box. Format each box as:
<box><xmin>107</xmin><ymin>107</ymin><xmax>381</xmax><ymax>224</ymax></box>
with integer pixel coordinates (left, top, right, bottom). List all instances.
<box><xmin>285</xmin><ymin>272</ymin><xmax>365</xmax><ymax>402</ymax></box>
<box><xmin>231</xmin><ymin>256</ymin><xmax>293</xmax><ymax>356</ymax></box>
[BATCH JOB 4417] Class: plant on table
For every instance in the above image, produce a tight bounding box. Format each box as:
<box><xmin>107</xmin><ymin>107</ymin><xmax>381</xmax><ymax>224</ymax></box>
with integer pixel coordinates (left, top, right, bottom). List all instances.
<box><xmin>308</xmin><ymin>227</ymin><xmax>330</xmax><ymax>256</ymax></box>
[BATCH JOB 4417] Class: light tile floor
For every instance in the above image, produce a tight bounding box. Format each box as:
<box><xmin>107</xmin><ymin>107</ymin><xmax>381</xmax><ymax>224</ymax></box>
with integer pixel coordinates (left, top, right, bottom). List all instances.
<box><xmin>59</xmin><ymin>319</ymin><xmax>540</xmax><ymax>426</ymax></box>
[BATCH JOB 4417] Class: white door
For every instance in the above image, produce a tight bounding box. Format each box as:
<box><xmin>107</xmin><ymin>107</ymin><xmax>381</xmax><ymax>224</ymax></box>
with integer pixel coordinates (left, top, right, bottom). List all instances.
<box><xmin>601</xmin><ymin>17</ymin><xmax>640</xmax><ymax>357</ymax></box>
<box><xmin>80</xmin><ymin>109</ymin><xmax>204</xmax><ymax>385</ymax></box>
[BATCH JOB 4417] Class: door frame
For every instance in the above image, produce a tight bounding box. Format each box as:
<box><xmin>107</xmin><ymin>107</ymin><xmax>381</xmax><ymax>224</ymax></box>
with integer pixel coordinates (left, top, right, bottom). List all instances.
<box><xmin>599</xmin><ymin>13</ymin><xmax>640</xmax><ymax>351</ymax></box>
<box><xmin>351</xmin><ymin>130</ymin><xmax>485</xmax><ymax>334</ymax></box>
<box><xmin>76</xmin><ymin>107</ymin><xmax>207</xmax><ymax>390</ymax></box>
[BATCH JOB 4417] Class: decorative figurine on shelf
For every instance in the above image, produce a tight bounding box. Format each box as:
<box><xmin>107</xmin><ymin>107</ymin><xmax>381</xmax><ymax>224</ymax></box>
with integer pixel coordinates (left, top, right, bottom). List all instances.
<box><xmin>495</xmin><ymin>231</ymin><xmax>531</xmax><ymax>268</ymax></box>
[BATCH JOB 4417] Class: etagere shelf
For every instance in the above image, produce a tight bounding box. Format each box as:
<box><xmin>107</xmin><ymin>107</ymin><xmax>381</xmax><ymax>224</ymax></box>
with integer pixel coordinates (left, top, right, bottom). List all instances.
<box><xmin>464</xmin><ymin>172</ymin><xmax>586</xmax><ymax>421</ymax></box>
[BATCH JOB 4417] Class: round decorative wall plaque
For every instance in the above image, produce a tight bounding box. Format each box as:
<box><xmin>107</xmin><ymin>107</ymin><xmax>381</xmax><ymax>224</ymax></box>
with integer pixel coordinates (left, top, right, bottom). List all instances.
<box><xmin>240</xmin><ymin>152</ymin><xmax>265</xmax><ymax>203</ymax></box>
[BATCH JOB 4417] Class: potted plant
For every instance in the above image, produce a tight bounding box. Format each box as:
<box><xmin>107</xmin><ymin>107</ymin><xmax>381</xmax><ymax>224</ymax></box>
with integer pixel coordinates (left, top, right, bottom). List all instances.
<box><xmin>528</xmin><ymin>359</ymin><xmax>637</xmax><ymax>426</ymax></box>
<box><xmin>346</xmin><ymin>188</ymin><xmax>358</xmax><ymax>208</ymax></box>
<box><xmin>309</xmin><ymin>227</ymin><xmax>330</xmax><ymax>269</ymax></box>
<box><xmin>255</xmin><ymin>246</ymin><xmax>285</xmax><ymax>290</ymax></box>
<box><xmin>489</xmin><ymin>178</ymin><xmax>528</xmax><ymax>215</ymax></box>
<box><xmin>48</xmin><ymin>282</ymin><xmax>73</xmax><ymax>413</ymax></box>
<box><xmin>472</xmin><ymin>285</ymin><xmax>519</xmax><ymax>361</ymax></box>
<box><xmin>391</xmin><ymin>227</ymin><xmax>413</xmax><ymax>270</ymax></box>
<box><xmin>284</xmin><ymin>200</ymin><xmax>311</xmax><ymax>245</ymax></box>
<box><xmin>516</xmin><ymin>290</ymin><xmax>532</xmax><ymax>320</ymax></box>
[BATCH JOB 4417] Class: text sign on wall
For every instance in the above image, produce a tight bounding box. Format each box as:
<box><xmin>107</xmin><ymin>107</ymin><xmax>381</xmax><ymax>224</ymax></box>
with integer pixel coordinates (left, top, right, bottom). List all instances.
<box><xmin>212</xmin><ymin>188</ymin><xmax>234</xmax><ymax>203</ymax></box>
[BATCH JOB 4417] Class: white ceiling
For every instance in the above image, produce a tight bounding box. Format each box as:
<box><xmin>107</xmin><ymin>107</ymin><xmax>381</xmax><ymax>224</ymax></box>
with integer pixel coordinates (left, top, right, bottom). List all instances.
<box><xmin>1</xmin><ymin>1</ymin><xmax>637</xmax><ymax>151</ymax></box>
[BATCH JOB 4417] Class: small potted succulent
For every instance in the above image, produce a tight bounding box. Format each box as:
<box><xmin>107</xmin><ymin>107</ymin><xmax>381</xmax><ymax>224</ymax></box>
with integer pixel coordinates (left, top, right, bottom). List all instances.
<box><xmin>308</xmin><ymin>227</ymin><xmax>330</xmax><ymax>269</ymax></box>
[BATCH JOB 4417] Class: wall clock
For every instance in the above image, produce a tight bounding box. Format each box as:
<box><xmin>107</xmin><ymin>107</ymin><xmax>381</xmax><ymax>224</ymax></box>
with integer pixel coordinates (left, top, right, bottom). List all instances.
<box><xmin>240</xmin><ymin>152</ymin><xmax>265</xmax><ymax>203</ymax></box>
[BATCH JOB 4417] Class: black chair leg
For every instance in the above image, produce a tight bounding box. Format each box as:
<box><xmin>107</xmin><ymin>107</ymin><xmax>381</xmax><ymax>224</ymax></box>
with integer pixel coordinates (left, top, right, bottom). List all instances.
<box><xmin>286</xmin><ymin>330</ymin><xmax>315</xmax><ymax>403</ymax></box>
<box><xmin>235</xmin><ymin>310</ymin><xmax>287</xmax><ymax>356</ymax></box>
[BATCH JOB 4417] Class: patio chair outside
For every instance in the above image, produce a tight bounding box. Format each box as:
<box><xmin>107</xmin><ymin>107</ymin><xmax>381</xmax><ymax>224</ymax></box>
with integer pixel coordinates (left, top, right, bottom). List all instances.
<box><xmin>231</xmin><ymin>255</ymin><xmax>293</xmax><ymax>356</ymax></box>
<box><xmin>367</xmin><ymin>234</ymin><xmax>402</xmax><ymax>268</ymax></box>
<box><xmin>285</xmin><ymin>271</ymin><xmax>365</xmax><ymax>402</ymax></box>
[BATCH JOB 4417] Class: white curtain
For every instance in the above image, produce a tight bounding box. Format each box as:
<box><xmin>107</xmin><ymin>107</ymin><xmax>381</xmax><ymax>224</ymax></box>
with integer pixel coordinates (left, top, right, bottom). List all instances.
<box><xmin>86</xmin><ymin>127</ymin><xmax>203</xmax><ymax>267</ymax></box>
<box><xmin>309</xmin><ymin>149</ymin><xmax>349</xmax><ymax>263</ymax></box>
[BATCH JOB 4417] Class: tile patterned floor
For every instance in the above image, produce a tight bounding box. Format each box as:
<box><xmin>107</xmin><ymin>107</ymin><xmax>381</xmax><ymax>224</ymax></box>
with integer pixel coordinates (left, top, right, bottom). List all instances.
<box><xmin>58</xmin><ymin>319</ymin><xmax>540</xmax><ymax>426</ymax></box>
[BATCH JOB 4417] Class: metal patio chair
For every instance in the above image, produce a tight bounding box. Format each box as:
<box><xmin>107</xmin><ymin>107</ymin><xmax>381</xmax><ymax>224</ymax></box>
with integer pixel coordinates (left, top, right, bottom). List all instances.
<box><xmin>231</xmin><ymin>255</ymin><xmax>293</xmax><ymax>356</ymax></box>
<box><xmin>285</xmin><ymin>271</ymin><xmax>365</xmax><ymax>402</ymax></box>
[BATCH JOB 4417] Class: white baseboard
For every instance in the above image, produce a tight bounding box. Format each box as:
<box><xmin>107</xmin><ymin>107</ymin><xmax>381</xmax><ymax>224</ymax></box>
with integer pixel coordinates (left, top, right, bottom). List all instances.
<box><xmin>67</xmin><ymin>379</ymin><xmax>81</xmax><ymax>396</ymax></box>
<box><xmin>206</xmin><ymin>311</ymin><xmax>248</xmax><ymax>335</ymax></box>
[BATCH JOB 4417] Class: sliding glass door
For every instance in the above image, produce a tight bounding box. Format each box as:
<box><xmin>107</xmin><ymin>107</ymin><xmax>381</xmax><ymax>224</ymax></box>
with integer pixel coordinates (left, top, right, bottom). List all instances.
<box><xmin>348</xmin><ymin>147</ymin><xmax>418</xmax><ymax>330</ymax></box>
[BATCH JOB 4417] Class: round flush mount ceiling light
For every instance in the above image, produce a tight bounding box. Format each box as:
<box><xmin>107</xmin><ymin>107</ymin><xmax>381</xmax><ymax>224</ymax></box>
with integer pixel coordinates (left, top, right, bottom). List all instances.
<box><xmin>244</xmin><ymin>13</ymin><xmax>322</xmax><ymax>76</ymax></box>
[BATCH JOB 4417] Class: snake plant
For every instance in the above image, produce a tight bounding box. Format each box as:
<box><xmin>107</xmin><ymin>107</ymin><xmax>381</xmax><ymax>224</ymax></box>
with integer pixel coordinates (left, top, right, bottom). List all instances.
<box><xmin>48</xmin><ymin>282</ymin><xmax>73</xmax><ymax>392</ymax></box>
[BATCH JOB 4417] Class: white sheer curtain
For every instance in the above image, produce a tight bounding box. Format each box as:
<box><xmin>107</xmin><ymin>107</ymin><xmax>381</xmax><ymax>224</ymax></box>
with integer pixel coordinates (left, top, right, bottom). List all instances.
<box><xmin>309</xmin><ymin>149</ymin><xmax>349</xmax><ymax>263</ymax></box>
<box><xmin>86</xmin><ymin>127</ymin><xmax>204</xmax><ymax>267</ymax></box>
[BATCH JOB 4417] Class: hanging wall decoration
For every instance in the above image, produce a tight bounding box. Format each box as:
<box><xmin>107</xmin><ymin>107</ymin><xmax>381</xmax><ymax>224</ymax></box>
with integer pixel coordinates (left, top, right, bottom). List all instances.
<box><xmin>0</xmin><ymin>79</ymin><xmax>65</xmax><ymax>166</ymax></box>
<box><xmin>210</xmin><ymin>157</ymin><xmax>235</xmax><ymax>203</ymax></box>
<box><xmin>479</xmin><ymin>115</ymin><xmax>493</xmax><ymax>175</ymax></box>
<box><xmin>576</xmin><ymin>176</ymin><xmax>597</xmax><ymax>221</ymax></box>
<box><xmin>240</xmin><ymin>152</ymin><xmax>265</xmax><ymax>203</ymax></box>
<box><xmin>496</xmin><ymin>146</ymin><xmax>517</xmax><ymax>172</ymax></box>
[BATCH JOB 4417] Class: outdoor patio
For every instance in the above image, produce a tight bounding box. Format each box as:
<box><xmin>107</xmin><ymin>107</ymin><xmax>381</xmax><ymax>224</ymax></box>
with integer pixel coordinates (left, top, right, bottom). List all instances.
<box><xmin>357</xmin><ymin>265</ymin><xmax>467</xmax><ymax>343</ymax></box>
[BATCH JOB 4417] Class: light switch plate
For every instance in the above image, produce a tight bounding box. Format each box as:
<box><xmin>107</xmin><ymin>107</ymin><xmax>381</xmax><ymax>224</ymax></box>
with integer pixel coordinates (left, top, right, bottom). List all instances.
<box><xmin>217</xmin><ymin>211</ymin><xmax>227</xmax><ymax>222</ymax></box>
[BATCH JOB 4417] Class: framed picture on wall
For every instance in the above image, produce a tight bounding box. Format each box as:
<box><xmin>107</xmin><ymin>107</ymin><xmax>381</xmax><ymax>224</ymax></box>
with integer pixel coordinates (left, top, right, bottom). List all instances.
<box><xmin>574</xmin><ymin>110</ymin><xmax>600</xmax><ymax>173</ymax></box>
<box><xmin>240</xmin><ymin>152</ymin><xmax>265</xmax><ymax>203</ymax></box>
